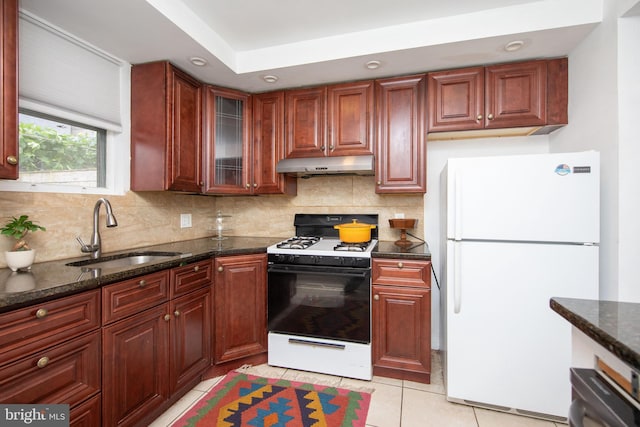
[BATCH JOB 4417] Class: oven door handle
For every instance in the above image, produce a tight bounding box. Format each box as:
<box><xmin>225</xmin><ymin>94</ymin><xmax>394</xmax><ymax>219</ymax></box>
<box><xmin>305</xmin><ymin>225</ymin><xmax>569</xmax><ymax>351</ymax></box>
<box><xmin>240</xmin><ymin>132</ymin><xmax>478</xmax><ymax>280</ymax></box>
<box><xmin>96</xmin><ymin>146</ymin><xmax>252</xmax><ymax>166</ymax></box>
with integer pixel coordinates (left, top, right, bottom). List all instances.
<box><xmin>267</xmin><ymin>264</ymin><xmax>370</xmax><ymax>278</ymax></box>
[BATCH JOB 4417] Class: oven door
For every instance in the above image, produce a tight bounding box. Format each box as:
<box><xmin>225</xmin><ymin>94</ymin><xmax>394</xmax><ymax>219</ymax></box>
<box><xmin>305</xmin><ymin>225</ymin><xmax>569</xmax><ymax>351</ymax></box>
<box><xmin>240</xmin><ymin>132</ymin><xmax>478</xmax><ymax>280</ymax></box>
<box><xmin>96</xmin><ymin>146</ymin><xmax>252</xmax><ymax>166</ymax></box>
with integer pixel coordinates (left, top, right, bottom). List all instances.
<box><xmin>267</xmin><ymin>263</ymin><xmax>371</xmax><ymax>344</ymax></box>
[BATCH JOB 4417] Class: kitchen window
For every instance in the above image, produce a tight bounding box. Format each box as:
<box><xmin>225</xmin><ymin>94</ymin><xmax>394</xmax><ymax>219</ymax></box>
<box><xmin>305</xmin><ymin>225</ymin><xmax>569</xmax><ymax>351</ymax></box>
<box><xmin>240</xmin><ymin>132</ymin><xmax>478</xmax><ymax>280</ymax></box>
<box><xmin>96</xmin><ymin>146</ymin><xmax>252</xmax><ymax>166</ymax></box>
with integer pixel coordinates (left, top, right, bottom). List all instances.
<box><xmin>17</xmin><ymin>110</ymin><xmax>107</xmax><ymax>188</ymax></box>
<box><xmin>0</xmin><ymin>11</ymin><xmax>130</xmax><ymax>195</ymax></box>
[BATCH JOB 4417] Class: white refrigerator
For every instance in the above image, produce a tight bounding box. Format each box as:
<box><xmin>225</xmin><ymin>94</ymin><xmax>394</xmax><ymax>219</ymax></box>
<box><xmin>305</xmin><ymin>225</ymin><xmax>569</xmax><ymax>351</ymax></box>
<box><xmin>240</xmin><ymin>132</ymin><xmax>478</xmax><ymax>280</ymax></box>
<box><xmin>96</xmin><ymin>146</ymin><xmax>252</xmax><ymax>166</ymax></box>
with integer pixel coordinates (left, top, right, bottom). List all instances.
<box><xmin>440</xmin><ymin>151</ymin><xmax>599</xmax><ymax>420</ymax></box>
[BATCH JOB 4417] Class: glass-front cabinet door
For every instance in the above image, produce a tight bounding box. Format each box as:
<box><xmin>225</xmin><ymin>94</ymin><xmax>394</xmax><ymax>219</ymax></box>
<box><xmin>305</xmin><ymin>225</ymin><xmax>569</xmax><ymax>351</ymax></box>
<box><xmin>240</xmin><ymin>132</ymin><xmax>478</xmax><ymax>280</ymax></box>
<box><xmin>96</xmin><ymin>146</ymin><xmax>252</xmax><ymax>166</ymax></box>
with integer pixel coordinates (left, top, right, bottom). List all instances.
<box><xmin>203</xmin><ymin>86</ymin><xmax>251</xmax><ymax>194</ymax></box>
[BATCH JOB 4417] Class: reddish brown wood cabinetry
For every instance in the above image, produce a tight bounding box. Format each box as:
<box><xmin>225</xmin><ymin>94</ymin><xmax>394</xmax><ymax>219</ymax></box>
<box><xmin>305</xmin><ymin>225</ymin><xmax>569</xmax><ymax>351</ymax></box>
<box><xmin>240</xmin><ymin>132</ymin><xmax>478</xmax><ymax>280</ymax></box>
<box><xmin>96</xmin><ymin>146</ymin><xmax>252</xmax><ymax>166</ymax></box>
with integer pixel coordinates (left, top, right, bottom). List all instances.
<box><xmin>253</xmin><ymin>91</ymin><xmax>296</xmax><ymax>195</ymax></box>
<box><xmin>285</xmin><ymin>87</ymin><xmax>326</xmax><ymax>158</ymax></box>
<box><xmin>372</xmin><ymin>258</ymin><xmax>431</xmax><ymax>383</ymax></box>
<box><xmin>327</xmin><ymin>81</ymin><xmax>374</xmax><ymax>157</ymax></box>
<box><xmin>131</xmin><ymin>61</ymin><xmax>203</xmax><ymax>192</ymax></box>
<box><xmin>0</xmin><ymin>290</ymin><xmax>101</xmax><ymax>424</ymax></box>
<box><xmin>428</xmin><ymin>58</ymin><xmax>567</xmax><ymax>135</ymax></box>
<box><xmin>0</xmin><ymin>0</ymin><xmax>18</xmax><ymax>180</ymax></box>
<box><xmin>213</xmin><ymin>254</ymin><xmax>267</xmax><ymax>365</ymax></box>
<box><xmin>102</xmin><ymin>262</ymin><xmax>212</xmax><ymax>427</ymax></box>
<box><xmin>375</xmin><ymin>74</ymin><xmax>427</xmax><ymax>194</ymax></box>
<box><xmin>203</xmin><ymin>86</ymin><xmax>251</xmax><ymax>194</ymax></box>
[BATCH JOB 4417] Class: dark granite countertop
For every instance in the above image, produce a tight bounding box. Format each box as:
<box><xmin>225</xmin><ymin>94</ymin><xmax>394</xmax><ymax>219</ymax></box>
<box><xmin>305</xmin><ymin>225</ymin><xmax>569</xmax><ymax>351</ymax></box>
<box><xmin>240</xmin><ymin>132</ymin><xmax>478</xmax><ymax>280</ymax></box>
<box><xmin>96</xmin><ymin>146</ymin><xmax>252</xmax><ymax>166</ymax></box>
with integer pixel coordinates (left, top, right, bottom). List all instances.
<box><xmin>0</xmin><ymin>236</ymin><xmax>431</xmax><ymax>313</ymax></box>
<box><xmin>0</xmin><ymin>236</ymin><xmax>280</xmax><ymax>313</ymax></box>
<box><xmin>373</xmin><ymin>240</ymin><xmax>431</xmax><ymax>260</ymax></box>
<box><xmin>550</xmin><ymin>297</ymin><xmax>640</xmax><ymax>371</ymax></box>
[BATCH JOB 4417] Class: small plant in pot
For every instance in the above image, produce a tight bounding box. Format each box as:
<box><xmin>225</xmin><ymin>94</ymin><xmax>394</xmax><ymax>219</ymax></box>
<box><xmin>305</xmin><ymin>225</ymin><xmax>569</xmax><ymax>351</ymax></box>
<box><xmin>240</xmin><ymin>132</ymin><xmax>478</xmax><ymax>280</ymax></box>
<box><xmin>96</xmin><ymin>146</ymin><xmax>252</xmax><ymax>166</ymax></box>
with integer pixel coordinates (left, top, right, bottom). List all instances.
<box><xmin>1</xmin><ymin>215</ymin><xmax>46</xmax><ymax>271</ymax></box>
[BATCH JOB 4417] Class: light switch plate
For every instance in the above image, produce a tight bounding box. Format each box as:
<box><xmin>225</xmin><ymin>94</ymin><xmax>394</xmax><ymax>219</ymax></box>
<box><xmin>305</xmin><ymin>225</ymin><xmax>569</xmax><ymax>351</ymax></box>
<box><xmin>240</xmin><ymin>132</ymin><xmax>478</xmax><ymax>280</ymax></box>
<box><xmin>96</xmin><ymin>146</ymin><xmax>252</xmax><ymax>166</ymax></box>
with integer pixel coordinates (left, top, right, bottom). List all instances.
<box><xmin>180</xmin><ymin>213</ymin><xmax>192</xmax><ymax>228</ymax></box>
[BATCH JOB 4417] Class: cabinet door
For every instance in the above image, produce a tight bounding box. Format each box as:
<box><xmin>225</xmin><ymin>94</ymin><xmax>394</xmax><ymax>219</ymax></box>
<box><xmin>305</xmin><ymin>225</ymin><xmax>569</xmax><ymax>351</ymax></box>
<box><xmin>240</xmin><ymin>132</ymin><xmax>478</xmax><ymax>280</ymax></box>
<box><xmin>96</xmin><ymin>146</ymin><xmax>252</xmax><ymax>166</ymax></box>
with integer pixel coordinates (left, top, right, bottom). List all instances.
<box><xmin>203</xmin><ymin>86</ymin><xmax>252</xmax><ymax>194</ymax></box>
<box><xmin>375</xmin><ymin>75</ymin><xmax>426</xmax><ymax>194</ymax></box>
<box><xmin>285</xmin><ymin>87</ymin><xmax>326</xmax><ymax>158</ymax></box>
<box><xmin>169</xmin><ymin>67</ymin><xmax>203</xmax><ymax>192</ymax></box>
<box><xmin>170</xmin><ymin>287</ymin><xmax>211</xmax><ymax>395</ymax></box>
<box><xmin>0</xmin><ymin>0</ymin><xmax>17</xmax><ymax>180</ymax></box>
<box><xmin>327</xmin><ymin>81</ymin><xmax>374</xmax><ymax>156</ymax></box>
<box><xmin>427</xmin><ymin>67</ymin><xmax>484</xmax><ymax>132</ymax></box>
<box><xmin>102</xmin><ymin>304</ymin><xmax>170</xmax><ymax>427</ymax></box>
<box><xmin>252</xmin><ymin>91</ymin><xmax>296</xmax><ymax>195</ymax></box>
<box><xmin>131</xmin><ymin>62</ymin><xmax>202</xmax><ymax>191</ymax></box>
<box><xmin>484</xmin><ymin>60</ymin><xmax>547</xmax><ymax>129</ymax></box>
<box><xmin>214</xmin><ymin>254</ymin><xmax>267</xmax><ymax>363</ymax></box>
<box><xmin>372</xmin><ymin>285</ymin><xmax>431</xmax><ymax>381</ymax></box>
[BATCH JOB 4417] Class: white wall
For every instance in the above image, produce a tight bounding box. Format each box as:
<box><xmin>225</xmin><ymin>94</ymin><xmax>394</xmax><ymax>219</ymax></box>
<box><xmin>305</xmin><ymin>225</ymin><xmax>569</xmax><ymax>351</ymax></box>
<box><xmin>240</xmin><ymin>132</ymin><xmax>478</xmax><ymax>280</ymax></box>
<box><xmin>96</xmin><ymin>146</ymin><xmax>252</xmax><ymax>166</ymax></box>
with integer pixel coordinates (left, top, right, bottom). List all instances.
<box><xmin>617</xmin><ymin>10</ymin><xmax>640</xmax><ymax>301</ymax></box>
<box><xmin>552</xmin><ymin>0</ymin><xmax>640</xmax><ymax>301</ymax></box>
<box><xmin>424</xmin><ymin>136</ymin><xmax>550</xmax><ymax>349</ymax></box>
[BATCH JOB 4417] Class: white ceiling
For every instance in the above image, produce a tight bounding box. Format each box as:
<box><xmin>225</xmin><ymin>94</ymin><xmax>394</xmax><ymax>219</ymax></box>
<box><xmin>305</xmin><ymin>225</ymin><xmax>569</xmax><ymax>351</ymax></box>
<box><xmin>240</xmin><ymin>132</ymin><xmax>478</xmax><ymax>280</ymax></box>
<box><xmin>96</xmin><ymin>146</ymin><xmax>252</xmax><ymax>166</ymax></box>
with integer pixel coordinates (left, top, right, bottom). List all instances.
<box><xmin>19</xmin><ymin>0</ymin><xmax>602</xmax><ymax>92</ymax></box>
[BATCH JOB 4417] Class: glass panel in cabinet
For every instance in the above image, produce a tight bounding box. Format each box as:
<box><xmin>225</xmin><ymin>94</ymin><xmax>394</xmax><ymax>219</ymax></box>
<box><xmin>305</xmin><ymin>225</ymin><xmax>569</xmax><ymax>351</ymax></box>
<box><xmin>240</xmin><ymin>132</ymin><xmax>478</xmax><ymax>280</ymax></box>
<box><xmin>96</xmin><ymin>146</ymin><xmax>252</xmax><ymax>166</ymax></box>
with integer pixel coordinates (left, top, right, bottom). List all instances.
<box><xmin>214</xmin><ymin>96</ymin><xmax>244</xmax><ymax>186</ymax></box>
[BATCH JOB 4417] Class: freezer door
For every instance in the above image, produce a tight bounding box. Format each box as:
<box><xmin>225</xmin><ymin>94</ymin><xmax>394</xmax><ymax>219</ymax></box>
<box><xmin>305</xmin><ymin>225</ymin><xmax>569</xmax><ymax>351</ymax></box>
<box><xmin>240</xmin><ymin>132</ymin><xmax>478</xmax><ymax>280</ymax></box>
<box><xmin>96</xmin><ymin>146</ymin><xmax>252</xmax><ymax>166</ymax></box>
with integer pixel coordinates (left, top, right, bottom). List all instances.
<box><xmin>444</xmin><ymin>240</ymin><xmax>599</xmax><ymax>418</ymax></box>
<box><xmin>446</xmin><ymin>151</ymin><xmax>599</xmax><ymax>243</ymax></box>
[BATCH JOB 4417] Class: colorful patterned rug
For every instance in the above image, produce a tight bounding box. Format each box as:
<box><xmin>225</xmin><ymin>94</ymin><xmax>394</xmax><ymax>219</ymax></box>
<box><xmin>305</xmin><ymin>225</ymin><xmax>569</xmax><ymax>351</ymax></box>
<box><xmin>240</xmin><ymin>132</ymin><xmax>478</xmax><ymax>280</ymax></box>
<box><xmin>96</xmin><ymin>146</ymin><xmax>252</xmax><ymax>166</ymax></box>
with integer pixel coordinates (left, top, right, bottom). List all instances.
<box><xmin>171</xmin><ymin>371</ymin><xmax>372</xmax><ymax>427</ymax></box>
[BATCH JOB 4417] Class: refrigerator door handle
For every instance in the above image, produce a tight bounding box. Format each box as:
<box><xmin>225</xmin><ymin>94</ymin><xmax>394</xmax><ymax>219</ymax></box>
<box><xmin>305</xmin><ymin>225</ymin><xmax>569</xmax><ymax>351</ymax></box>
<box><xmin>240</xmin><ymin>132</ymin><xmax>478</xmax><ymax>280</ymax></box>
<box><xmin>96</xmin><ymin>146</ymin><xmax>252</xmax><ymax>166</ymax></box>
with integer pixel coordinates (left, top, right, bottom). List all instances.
<box><xmin>454</xmin><ymin>243</ymin><xmax>462</xmax><ymax>313</ymax></box>
<box><xmin>454</xmin><ymin>171</ymin><xmax>462</xmax><ymax>241</ymax></box>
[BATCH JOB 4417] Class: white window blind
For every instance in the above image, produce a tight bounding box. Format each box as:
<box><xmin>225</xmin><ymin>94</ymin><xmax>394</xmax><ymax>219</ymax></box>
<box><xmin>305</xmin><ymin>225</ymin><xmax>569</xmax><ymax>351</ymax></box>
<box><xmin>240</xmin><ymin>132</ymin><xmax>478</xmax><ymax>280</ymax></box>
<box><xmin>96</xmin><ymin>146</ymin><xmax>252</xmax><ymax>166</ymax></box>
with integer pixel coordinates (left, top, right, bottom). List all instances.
<box><xmin>18</xmin><ymin>12</ymin><xmax>123</xmax><ymax>131</ymax></box>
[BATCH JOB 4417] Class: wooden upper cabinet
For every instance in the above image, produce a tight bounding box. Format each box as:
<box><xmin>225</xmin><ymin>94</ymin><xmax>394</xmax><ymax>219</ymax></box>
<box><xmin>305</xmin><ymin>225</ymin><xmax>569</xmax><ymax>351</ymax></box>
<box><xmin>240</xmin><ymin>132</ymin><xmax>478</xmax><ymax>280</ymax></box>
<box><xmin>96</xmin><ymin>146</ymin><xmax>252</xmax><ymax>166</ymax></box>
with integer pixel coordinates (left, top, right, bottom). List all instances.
<box><xmin>131</xmin><ymin>61</ymin><xmax>203</xmax><ymax>192</ymax></box>
<box><xmin>327</xmin><ymin>81</ymin><xmax>374</xmax><ymax>156</ymax></box>
<box><xmin>253</xmin><ymin>91</ymin><xmax>296</xmax><ymax>195</ymax></box>
<box><xmin>485</xmin><ymin>60</ymin><xmax>547</xmax><ymax>129</ymax></box>
<box><xmin>0</xmin><ymin>0</ymin><xmax>18</xmax><ymax>180</ymax></box>
<box><xmin>428</xmin><ymin>58</ymin><xmax>567</xmax><ymax>135</ymax></box>
<box><xmin>427</xmin><ymin>66</ymin><xmax>484</xmax><ymax>132</ymax></box>
<box><xmin>375</xmin><ymin>74</ymin><xmax>427</xmax><ymax>194</ymax></box>
<box><xmin>285</xmin><ymin>87</ymin><xmax>326</xmax><ymax>158</ymax></box>
<box><xmin>202</xmin><ymin>85</ymin><xmax>251</xmax><ymax>194</ymax></box>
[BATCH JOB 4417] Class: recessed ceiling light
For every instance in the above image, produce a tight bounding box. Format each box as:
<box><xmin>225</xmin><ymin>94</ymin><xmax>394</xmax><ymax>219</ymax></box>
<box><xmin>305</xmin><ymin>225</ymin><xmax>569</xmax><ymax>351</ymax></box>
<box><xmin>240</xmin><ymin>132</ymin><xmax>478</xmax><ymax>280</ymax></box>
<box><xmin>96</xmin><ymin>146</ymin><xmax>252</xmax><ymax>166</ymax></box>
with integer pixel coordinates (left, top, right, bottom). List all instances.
<box><xmin>263</xmin><ymin>75</ymin><xmax>278</xmax><ymax>83</ymax></box>
<box><xmin>504</xmin><ymin>40</ymin><xmax>525</xmax><ymax>52</ymax></box>
<box><xmin>366</xmin><ymin>60</ymin><xmax>381</xmax><ymax>70</ymax></box>
<box><xmin>189</xmin><ymin>56</ymin><xmax>207</xmax><ymax>66</ymax></box>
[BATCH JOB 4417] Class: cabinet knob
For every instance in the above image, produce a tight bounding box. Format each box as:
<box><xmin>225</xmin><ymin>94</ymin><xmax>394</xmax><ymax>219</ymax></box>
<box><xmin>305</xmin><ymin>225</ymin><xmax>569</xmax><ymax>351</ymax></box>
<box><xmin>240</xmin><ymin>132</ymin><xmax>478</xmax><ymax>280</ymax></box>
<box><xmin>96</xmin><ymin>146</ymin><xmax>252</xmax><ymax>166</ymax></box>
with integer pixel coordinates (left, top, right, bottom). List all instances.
<box><xmin>174</xmin><ymin>310</ymin><xmax>180</xmax><ymax>317</ymax></box>
<box><xmin>35</xmin><ymin>308</ymin><xmax>48</xmax><ymax>319</ymax></box>
<box><xmin>36</xmin><ymin>357</ymin><xmax>49</xmax><ymax>368</ymax></box>
<box><xmin>320</xmin><ymin>146</ymin><xmax>326</xmax><ymax>151</ymax></box>
<box><xmin>246</xmin><ymin>183</ymin><xmax>251</xmax><ymax>188</ymax></box>
<box><xmin>253</xmin><ymin>183</ymin><xmax>258</xmax><ymax>188</ymax></box>
<box><xmin>373</xmin><ymin>294</ymin><xmax>379</xmax><ymax>301</ymax></box>
<box><xmin>6</xmin><ymin>155</ymin><xmax>17</xmax><ymax>165</ymax></box>
<box><xmin>476</xmin><ymin>114</ymin><xmax>483</xmax><ymax>121</ymax></box>
<box><xmin>164</xmin><ymin>314</ymin><xmax>171</xmax><ymax>321</ymax></box>
<box><xmin>329</xmin><ymin>145</ymin><xmax>334</xmax><ymax>150</ymax></box>
<box><xmin>397</xmin><ymin>262</ymin><xmax>404</xmax><ymax>269</ymax></box>
<box><xmin>138</xmin><ymin>280</ymin><xmax>147</xmax><ymax>288</ymax></box>
<box><xmin>487</xmin><ymin>113</ymin><xmax>494</xmax><ymax>120</ymax></box>
<box><xmin>218</xmin><ymin>266</ymin><xmax>224</xmax><ymax>273</ymax></box>
<box><xmin>376</xmin><ymin>181</ymin><xmax>381</xmax><ymax>185</ymax></box>
<box><xmin>193</xmin><ymin>265</ymin><xmax>199</xmax><ymax>272</ymax></box>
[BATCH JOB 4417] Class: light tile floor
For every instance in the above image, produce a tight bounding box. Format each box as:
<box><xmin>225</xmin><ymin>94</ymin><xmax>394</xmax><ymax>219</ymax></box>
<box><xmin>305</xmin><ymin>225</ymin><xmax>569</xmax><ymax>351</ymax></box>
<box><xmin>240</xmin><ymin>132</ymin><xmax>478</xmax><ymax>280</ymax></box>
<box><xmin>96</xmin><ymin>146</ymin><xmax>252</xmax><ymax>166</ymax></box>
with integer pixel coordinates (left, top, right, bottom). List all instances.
<box><xmin>150</xmin><ymin>351</ymin><xmax>567</xmax><ymax>427</ymax></box>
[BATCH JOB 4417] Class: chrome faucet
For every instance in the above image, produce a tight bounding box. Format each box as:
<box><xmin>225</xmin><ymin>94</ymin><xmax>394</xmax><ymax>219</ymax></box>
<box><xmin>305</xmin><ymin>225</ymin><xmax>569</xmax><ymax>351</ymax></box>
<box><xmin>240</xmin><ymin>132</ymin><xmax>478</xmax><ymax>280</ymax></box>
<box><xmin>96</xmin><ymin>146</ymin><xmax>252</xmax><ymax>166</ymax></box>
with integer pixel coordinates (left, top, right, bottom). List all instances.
<box><xmin>76</xmin><ymin>198</ymin><xmax>118</xmax><ymax>259</ymax></box>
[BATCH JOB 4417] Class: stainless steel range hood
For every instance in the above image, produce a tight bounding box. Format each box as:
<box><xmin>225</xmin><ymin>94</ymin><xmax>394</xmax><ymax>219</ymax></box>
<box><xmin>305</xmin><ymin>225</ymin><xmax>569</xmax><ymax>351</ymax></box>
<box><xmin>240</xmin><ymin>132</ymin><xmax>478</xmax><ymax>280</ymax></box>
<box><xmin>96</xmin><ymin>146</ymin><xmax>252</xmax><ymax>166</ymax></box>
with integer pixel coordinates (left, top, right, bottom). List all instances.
<box><xmin>276</xmin><ymin>155</ymin><xmax>374</xmax><ymax>177</ymax></box>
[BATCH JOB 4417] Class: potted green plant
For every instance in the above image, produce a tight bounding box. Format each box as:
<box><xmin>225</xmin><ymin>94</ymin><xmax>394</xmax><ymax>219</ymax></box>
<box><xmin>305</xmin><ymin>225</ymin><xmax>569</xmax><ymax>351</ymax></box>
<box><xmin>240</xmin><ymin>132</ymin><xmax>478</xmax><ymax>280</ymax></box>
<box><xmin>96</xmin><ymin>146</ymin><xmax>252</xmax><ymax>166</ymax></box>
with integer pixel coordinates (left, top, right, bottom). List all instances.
<box><xmin>1</xmin><ymin>215</ymin><xmax>46</xmax><ymax>271</ymax></box>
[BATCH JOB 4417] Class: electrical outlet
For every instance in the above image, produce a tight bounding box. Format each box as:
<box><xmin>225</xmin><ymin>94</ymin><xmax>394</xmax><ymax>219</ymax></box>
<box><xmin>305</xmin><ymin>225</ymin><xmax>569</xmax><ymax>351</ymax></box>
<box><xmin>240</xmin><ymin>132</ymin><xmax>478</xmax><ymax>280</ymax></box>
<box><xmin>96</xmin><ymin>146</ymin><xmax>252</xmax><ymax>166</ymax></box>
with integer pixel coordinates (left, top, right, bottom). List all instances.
<box><xmin>394</xmin><ymin>213</ymin><xmax>405</xmax><ymax>219</ymax></box>
<box><xmin>180</xmin><ymin>213</ymin><xmax>192</xmax><ymax>228</ymax></box>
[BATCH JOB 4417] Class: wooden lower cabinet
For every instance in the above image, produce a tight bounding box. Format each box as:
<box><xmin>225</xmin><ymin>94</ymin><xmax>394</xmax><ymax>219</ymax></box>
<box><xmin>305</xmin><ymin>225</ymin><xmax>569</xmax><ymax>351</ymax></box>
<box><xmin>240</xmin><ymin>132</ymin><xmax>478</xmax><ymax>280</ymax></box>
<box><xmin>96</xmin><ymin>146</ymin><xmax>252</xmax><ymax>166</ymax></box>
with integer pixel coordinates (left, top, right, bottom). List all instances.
<box><xmin>213</xmin><ymin>253</ymin><xmax>267</xmax><ymax>366</ymax></box>
<box><xmin>70</xmin><ymin>394</ymin><xmax>101</xmax><ymax>427</ymax></box>
<box><xmin>102</xmin><ymin>263</ymin><xmax>212</xmax><ymax>427</ymax></box>
<box><xmin>372</xmin><ymin>258</ymin><xmax>431</xmax><ymax>383</ymax></box>
<box><xmin>102</xmin><ymin>303</ymin><xmax>170</xmax><ymax>427</ymax></box>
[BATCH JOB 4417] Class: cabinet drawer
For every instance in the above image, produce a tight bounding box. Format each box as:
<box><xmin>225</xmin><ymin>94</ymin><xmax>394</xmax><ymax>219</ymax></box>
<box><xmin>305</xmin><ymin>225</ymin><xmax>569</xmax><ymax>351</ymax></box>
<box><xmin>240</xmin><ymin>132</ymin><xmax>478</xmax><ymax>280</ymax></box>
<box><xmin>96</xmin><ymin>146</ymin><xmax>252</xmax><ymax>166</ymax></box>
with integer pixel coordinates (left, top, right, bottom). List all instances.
<box><xmin>102</xmin><ymin>270</ymin><xmax>169</xmax><ymax>324</ymax></box>
<box><xmin>0</xmin><ymin>331</ymin><xmax>100</xmax><ymax>406</ymax></box>
<box><xmin>171</xmin><ymin>259</ymin><xmax>213</xmax><ymax>297</ymax></box>
<box><xmin>0</xmin><ymin>290</ymin><xmax>100</xmax><ymax>365</ymax></box>
<box><xmin>372</xmin><ymin>259</ymin><xmax>431</xmax><ymax>288</ymax></box>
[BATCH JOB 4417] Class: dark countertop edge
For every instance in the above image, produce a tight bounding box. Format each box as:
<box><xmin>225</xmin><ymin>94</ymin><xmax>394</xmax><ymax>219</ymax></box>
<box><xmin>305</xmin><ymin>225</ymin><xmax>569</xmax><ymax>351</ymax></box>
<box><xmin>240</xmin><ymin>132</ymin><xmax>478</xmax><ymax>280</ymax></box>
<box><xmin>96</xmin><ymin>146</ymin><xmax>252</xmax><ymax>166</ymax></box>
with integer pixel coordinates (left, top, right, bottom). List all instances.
<box><xmin>550</xmin><ymin>298</ymin><xmax>640</xmax><ymax>371</ymax></box>
<box><xmin>0</xmin><ymin>237</ymin><xmax>431</xmax><ymax>313</ymax></box>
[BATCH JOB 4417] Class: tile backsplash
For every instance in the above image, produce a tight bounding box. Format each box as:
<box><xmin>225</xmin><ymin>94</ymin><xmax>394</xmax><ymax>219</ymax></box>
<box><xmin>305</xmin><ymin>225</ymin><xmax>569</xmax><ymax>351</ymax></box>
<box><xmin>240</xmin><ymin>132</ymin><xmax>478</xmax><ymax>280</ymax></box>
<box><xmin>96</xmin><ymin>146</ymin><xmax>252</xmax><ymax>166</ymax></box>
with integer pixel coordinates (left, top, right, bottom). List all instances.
<box><xmin>0</xmin><ymin>175</ymin><xmax>423</xmax><ymax>268</ymax></box>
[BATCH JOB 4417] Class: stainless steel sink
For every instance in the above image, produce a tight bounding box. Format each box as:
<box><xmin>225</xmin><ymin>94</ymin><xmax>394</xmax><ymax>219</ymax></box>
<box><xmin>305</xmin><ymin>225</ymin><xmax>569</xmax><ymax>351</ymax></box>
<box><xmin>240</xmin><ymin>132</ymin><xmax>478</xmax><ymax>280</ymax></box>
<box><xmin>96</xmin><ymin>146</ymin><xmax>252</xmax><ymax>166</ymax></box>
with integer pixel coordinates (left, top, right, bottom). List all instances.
<box><xmin>65</xmin><ymin>251</ymin><xmax>184</xmax><ymax>269</ymax></box>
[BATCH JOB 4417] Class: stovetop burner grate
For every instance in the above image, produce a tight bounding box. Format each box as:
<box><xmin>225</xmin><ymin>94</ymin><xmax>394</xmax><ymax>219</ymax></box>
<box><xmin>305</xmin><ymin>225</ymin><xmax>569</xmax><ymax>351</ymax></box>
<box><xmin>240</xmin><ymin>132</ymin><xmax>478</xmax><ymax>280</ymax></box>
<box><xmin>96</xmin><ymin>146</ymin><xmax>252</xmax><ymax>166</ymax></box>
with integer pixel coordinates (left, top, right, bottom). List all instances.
<box><xmin>333</xmin><ymin>241</ymin><xmax>371</xmax><ymax>252</ymax></box>
<box><xmin>276</xmin><ymin>236</ymin><xmax>320</xmax><ymax>250</ymax></box>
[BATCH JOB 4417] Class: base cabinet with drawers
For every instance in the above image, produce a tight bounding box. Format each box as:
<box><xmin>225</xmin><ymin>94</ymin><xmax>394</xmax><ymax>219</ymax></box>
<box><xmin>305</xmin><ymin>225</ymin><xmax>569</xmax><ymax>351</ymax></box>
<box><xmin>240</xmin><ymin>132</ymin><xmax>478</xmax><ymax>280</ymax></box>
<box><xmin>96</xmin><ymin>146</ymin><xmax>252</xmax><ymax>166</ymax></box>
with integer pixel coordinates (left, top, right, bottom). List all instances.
<box><xmin>102</xmin><ymin>260</ymin><xmax>212</xmax><ymax>427</ymax></box>
<box><xmin>0</xmin><ymin>290</ymin><xmax>102</xmax><ymax>426</ymax></box>
<box><xmin>372</xmin><ymin>258</ymin><xmax>432</xmax><ymax>383</ymax></box>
